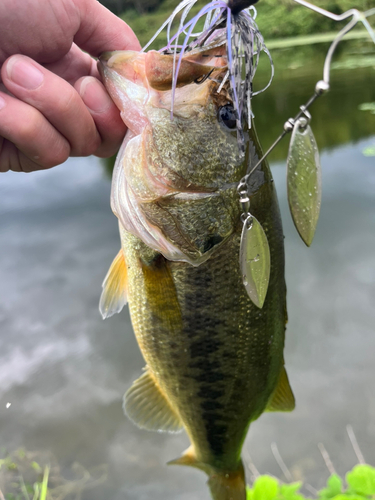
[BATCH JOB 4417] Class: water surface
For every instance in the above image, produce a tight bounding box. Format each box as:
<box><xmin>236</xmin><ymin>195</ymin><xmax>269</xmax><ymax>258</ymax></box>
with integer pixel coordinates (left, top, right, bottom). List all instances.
<box><xmin>0</xmin><ymin>41</ymin><xmax>375</xmax><ymax>499</ymax></box>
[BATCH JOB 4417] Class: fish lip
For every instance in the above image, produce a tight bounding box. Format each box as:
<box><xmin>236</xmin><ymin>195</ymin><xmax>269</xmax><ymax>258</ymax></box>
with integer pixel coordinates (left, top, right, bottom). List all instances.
<box><xmin>97</xmin><ymin>51</ymin><xmax>128</xmax><ymax>80</ymax></box>
<box><xmin>97</xmin><ymin>54</ymin><xmax>111</xmax><ymax>81</ymax></box>
<box><xmin>97</xmin><ymin>52</ymin><xmax>115</xmax><ymax>77</ymax></box>
<box><xmin>98</xmin><ymin>51</ymin><xmax>112</xmax><ymax>63</ymax></box>
<box><xmin>98</xmin><ymin>50</ymin><xmax>140</xmax><ymax>71</ymax></box>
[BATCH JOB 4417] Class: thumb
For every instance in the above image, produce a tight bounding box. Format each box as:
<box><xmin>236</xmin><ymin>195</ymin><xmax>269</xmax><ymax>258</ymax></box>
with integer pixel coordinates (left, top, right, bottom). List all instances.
<box><xmin>73</xmin><ymin>0</ymin><xmax>141</xmax><ymax>56</ymax></box>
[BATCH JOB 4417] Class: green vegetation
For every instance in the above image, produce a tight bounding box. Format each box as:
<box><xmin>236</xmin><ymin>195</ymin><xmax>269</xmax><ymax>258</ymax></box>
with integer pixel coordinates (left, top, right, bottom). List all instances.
<box><xmin>2</xmin><ymin>448</ymin><xmax>375</xmax><ymax>499</ymax></box>
<box><xmin>97</xmin><ymin>0</ymin><xmax>374</xmax><ymax>48</ymax></box>
<box><xmin>252</xmin><ymin>1</ymin><xmax>372</xmax><ymax>42</ymax></box>
<box><xmin>362</xmin><ymin>145</ymin><xmax>375</xmax><ymax>156</ymax></box>
<box><xmin>246</xmin><ymin>464</ymin><xmax>375</xmax><ymax>500</ymax></box>
<box><xmin>0</xmin><ymin>449</ymin><xmax>107</xmax><ymax>500</ymax></box>
<box><xmin>359</xmin><ymin>102</ymin><xmax>375</xmax><ymax>115</ymax></box>
<box><xmin>266</xmin><ymin>31</ymin><xmax>371</xmax><ymax>50</ymax></box>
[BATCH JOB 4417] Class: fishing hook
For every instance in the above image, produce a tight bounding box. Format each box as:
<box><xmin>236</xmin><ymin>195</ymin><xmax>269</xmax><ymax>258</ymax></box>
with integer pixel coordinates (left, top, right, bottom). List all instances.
<box><xmin>194</xmin><ymin>68</ymin><xmax>215</xmax><ymax>84</ymax></box>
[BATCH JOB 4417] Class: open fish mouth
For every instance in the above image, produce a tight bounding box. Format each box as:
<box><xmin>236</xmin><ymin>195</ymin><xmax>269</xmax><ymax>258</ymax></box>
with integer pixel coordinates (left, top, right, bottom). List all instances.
<box><xmin>98</xmin><ymin>48</ymin><xmax>244</xmax><ymax>266</ymax></box>
<box><xmin>98</xmin><ymin>50</ymin><xmax>227</xmax><ymax>198</ymax></box>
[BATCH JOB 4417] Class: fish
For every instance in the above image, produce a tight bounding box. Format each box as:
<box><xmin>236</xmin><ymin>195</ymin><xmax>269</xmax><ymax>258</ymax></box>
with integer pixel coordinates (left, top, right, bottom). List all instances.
<box><xmin>98</xmin><ymin>43</ymin><xmax>295</xmax><ymax>500</ymax></box>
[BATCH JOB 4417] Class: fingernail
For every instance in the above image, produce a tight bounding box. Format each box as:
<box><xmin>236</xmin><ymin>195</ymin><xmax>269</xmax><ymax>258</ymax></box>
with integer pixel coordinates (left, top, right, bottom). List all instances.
<box><xmin>0</xmin><ymin>95</ymin><xmax>6</xmax><ymax>110</ymax></box>
<box><xmin>79</xmin><ymin>77</ymin><xmax>112</xmax><ymax>113</ymax></box>
<box><xmin>7</xmin><ymin>56</ymin><xmax>44</xmax><ymax>90</ymax></box>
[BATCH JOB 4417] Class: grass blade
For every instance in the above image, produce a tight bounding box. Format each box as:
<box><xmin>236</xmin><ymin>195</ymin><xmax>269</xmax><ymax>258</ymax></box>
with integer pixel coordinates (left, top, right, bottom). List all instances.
<box><xmin>39</xmin><ymin>466</ymin><xmax>50</xmax><ymax>500</ymax></box>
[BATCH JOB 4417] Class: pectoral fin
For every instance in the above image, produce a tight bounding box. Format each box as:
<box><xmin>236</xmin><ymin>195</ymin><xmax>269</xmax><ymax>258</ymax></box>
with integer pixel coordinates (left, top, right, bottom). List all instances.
<box><xmin>266</xmin><ymin>366</ymin><xmax>295</xmax><ymax>412</ymax></box>
<box><xmin>99</xmin><ymin>250</ymin><xmax>128</xmax><ymax>319</ymax></box>
<box><xmin>140</xmin><ymin>254</ymin><xmax>183</xmax><ymax>335</ymax></box>
<box><xmin>124</xmin><ymin>369</ymin><xmax>183</xmax><ymax>433</ymax></box>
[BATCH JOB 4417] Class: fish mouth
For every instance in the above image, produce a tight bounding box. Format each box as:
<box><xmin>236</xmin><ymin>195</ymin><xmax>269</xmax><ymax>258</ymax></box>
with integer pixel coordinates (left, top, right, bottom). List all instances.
<box><xmin>98</xmin><ymin>51</ymin><xmax>111</xmax><ymax>63</ymax></box>
<box><xmin>98</xmin><ymin>51</ymin><xmax>145</xmax><ymax>77</ymax></box>
<box><xmin>100</xmin><ymin>49</ymin><xmax>240</xmax><ymax>265</ymax></box>
<box><xmin>98</xmin><ymin>51</ymin><xmax>123</xmax><ymax>80</ymax></box>
<box><xmin>98</xmin><ymin>52</ymin><xmax>224</xmax><ymax>199</ymax></box>
<box><xmin>99</xmin><ymin>48</ymin><xmax>227</xmax><ymax>92</ymax></box>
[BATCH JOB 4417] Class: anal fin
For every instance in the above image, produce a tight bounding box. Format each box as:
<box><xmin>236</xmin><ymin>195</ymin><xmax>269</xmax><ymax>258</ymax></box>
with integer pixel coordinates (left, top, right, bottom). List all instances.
<box><xmin>169</xmin><ymin>447</ymin><xmax>246</xmax><ymax>500</ymax></box>
<box><xmin>99</xmin><ymin>249</ymin><xmax>127</xmax><ymax>319</ymax></box>
<box><xmin>124</xmin><ymin>369</ymin><xmax>183</xmax><ymax>433</ymax></box>
<box><xmin>168</xmin><ymin>445</ymin><xmax>202</xmax><ymax>469</ymax></box>
<box><xmin>266</xmin><ymin>366</ymin><xmax>295</xmax><ymax>412</ymax></box>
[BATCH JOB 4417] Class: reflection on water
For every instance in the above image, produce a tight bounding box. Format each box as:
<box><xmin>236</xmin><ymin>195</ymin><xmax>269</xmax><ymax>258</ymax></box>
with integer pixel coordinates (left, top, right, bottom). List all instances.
<box><xmin>1</xmin><ymin>42</ymin><xmax>375</xmax><ymax>499</ymax></box>
<box><xmin>253</xmin><ymin>40</ymin><xmax>375</xmax><ymax>162</ymax></box>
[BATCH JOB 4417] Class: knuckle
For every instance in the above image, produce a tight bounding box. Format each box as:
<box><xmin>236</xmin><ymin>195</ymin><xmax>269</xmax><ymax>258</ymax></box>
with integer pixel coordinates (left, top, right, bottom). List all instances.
<box><xmin>55</xmin><ymin>88</ymin><xmax>77</xmax><ymax>119</ymax></box>
<box><xmin>56</xmin><ymin>90</ymin><xmax>101</xmax><ymax>156</ymax></box>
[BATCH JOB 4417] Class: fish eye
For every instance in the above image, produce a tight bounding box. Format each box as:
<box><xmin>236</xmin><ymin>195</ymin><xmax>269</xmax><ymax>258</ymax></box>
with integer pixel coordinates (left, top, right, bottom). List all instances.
<box><xmin>218</xmin><ymin>104</ymin><xmax>237</xmax><ymax>130</ymax></box>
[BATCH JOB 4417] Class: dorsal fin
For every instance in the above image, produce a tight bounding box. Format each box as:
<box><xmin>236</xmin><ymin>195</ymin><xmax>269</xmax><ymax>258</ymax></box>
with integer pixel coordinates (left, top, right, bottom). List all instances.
<box><xmin>99</xmin><ymin>250</ymin><xmax>128</xmax><ymax>319</ymax></box>
<box><xmin>266</xmin><ymin>366</ymin><xmax>295</xmax><ymax>412</ymax></box>
<box><xmin>124</xmin><ymin>369</ymin><xmax>183</xmax><ymax>433</ymax></box>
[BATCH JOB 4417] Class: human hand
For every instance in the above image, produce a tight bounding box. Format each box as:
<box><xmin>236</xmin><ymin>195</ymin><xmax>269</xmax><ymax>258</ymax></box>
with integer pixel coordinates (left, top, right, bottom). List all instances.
<box><xmin>0</xmin><ymin>0</ymin><xmax>140</xmax><ymax>172</ymax></box>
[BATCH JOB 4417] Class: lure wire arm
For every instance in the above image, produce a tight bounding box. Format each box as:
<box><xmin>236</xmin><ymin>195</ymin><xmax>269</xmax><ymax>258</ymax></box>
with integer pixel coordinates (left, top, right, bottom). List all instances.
<box><xmin>237</xmin><ymin>1</ymin><xmax>375</xmax><ymax>200</ymax></box>
<box><xmin>237</xmin><ymin>89</ymin><xmax>322</xmax><ymax>197</ymax></box>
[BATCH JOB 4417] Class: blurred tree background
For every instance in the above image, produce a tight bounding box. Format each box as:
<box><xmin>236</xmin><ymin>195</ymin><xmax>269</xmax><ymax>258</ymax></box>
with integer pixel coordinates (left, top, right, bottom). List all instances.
<box><xmin>98</xmin><ymin>0</ymin><xmax>373</xmax><ymax>46</ymax></box>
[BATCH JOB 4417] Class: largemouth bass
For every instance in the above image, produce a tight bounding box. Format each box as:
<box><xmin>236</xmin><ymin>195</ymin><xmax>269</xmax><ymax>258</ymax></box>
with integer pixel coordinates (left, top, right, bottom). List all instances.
<box><xmin>98</xmin><ymin>45</ymin><xmax>295</xmax><ymax>500</ymax></box>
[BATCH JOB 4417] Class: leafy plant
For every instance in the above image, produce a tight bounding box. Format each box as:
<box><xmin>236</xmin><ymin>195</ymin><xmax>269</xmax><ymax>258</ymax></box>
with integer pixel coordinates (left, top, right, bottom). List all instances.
<box><xmin>246</xmin><ymin>465</ymin><xmax>375</xmax><ymax>500</ymax></box>
<box><xmin>0</xmin><ymin>449</ymin><xmax>107</xmax><ymax>500</ymax></box>
<box><xmin>359</xmin><ymin>103</ymin><xmax>375</xmax><ymax>114</ymax></box>
<box><xmin>112</xmin><ymin>0</ymin><xmax>375</xmax><ymax>47</ymax></box>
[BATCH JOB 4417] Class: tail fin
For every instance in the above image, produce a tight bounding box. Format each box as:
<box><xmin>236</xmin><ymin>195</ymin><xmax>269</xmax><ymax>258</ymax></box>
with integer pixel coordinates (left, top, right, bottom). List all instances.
<box><xmin>168</xmin><ymin>446</ymin><xmax>246</xmax><ymax>500</ymax></box>
<box><xmin>208</xmin><ymin>462</ymin><xmax>246</xmax><ymax>500</ymax></box>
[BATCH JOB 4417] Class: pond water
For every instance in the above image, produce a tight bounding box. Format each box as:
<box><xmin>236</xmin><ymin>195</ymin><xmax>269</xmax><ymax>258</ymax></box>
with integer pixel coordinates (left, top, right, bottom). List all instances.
<box><xmin>1</xmin><ymin>38</ymin><xmax>375</xmax><ymax>499</ymax></box>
